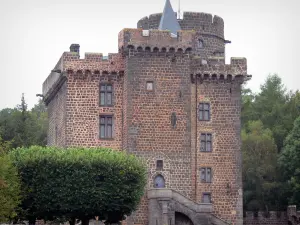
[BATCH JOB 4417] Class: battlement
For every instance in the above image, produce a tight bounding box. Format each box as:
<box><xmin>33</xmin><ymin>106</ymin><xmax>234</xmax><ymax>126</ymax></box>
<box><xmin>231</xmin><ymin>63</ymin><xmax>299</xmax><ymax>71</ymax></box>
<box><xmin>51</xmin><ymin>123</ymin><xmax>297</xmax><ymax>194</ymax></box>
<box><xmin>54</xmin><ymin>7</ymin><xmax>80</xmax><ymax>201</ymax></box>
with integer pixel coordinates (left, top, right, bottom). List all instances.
<box><xmin>191</xmin><ymin>57</ymin><xmax>250</xmax><ymax>82</ymax></box>
<box><xmin>118</xmin><ymin>28</ymin><xmax>195</xmax><ymax>54</ymax></box>
<box><xmin>137</xmin><ymin>11</ymin><xmax>224</xmax><ymax>38</ymax></box>
<box><xmin>42</xmin><ymin>50</ymin><xmax>124</xmax><ymax>100</ymax></box>
<box><xmin>244</xmin><ymin>211</ymin><xmax>288</xmax><ymax>220</ymax></box>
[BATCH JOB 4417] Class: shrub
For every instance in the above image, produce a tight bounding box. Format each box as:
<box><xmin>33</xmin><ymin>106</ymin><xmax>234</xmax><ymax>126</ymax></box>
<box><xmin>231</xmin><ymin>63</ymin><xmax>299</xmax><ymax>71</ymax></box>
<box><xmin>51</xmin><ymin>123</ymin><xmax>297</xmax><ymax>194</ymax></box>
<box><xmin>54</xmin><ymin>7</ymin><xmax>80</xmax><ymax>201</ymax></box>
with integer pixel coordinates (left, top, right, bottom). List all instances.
<box><xmin>10</xmin><ymin>146</ymin><xmax>147</xmax><ymax>224</ymax></box>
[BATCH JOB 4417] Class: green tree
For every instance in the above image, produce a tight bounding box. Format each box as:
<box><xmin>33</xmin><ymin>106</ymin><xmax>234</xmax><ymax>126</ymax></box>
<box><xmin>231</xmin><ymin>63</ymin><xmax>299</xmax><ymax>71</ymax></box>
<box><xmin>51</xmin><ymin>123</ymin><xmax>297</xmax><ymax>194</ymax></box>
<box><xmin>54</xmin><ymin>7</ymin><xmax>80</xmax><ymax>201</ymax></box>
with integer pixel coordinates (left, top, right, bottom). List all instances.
<box><xmin>0</xmin><ymin>136</ymin><xmax>11</xmax><ymax>155</ymax></box>
<box><xmin>0</xmin><ymin>95</ymin><xmax>48</xmax><ymax>148</ymax></box>
<box><xmin>10</xmin><ymin>146</ymin><xmax>147</xmax><ymax>225</ymax></box>
<box><xmin>279</xmin><ymin>116</ymin><xmax>300</xmax><ymax>207</ymax></box>
<box><xmin>248</xmin><ymin>75</ymin><xmax>289</xmax><ymax>150</ymax></box>
<box><xmin>242</xmin><ymin>120</ymin><xmax>279</xmax><ymax>212</ymax></box>
<box><xmin>0</xmin><ymin>154</ymin><xmax>21</xmax><ymax>222</ymax></box>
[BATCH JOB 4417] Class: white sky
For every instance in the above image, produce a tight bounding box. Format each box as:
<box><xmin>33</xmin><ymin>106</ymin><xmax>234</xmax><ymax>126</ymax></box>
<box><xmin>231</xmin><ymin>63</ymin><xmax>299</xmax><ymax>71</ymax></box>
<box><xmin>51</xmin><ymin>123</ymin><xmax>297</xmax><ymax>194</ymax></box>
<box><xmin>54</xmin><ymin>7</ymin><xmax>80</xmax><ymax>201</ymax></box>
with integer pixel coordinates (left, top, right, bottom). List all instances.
<box><xmin>0</xmin><ymin>0</ymin><xmax>299</xmax><ymax>109</ymax></box>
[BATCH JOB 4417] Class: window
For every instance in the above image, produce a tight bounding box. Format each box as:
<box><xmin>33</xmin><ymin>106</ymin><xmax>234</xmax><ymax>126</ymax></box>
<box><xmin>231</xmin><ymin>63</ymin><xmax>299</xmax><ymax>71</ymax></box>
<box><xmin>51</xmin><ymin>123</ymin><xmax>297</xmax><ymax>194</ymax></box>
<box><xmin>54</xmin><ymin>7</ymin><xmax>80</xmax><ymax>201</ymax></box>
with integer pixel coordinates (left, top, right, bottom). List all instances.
<box><xmin>202</xmin><ymin>193</ymin><xmax>211</xmax><ymax>203</ymax></box>
<box><xmin>146</xmin><ymin>81</ymin><xmax>154</xmax><ymax>91</ymax></box>
<box><xmin>198</xmin><ymin>103</ymin><xmax>210</xmax><ymax>121</ymax></box>
<box><xmin>100</xmin><ymin>83</ymin><xmax>113</xmax><ymax>106</ymax></box>
<box><xmin>154</xmin><ymin>175</ymin><xmax>165</xmax><ymax>188</ymax></box>
<box><xmin>200</xmin><ymin>133</ymin><xmax>212</xmax><ymax>152</ymax></box>
<box><xmin>99</xmin><ymin>116</ymin><xmax>113</xmax><ymax>138</ymax></box>
<box><xmin>156</xmin><ymin>160</ymin><xmax>163</xmax><ymax>170</ymax></box>
<box><xmin>200</xmin><ymin>167</ymin><xmax>212</xmax><ymax>183</ymax></box>
<box><xmin>198</xmin><ymin>39</ymin><xmax>204</xmax><ymax>48</ymax></box>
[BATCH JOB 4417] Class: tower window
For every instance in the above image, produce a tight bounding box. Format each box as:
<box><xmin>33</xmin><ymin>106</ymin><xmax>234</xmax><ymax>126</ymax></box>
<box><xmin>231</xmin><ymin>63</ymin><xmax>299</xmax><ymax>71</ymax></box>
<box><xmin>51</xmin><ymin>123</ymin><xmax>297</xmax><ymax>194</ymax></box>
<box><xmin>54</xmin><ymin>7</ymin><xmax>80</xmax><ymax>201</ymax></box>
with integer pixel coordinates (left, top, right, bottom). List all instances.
<box><xmin>100</xmin><ymin>83</ymin><xmax>113</xmax><ymax>106</ymax></box>
<box><xmin>202</xmin><ymin>193</ymin><xmax>211</xmax><ymax>203</ymax></box>
<box><xmin>198</xmin><ymin>103</ymin><xmax>210</xmax><ymax>121</ymax></box>
<box><xmin>198</xmin><ymin>39</ymin><xmax>204</xmax><ymax>48</ymax></box>
<box><xmin>146</xmin><ymin>81</ymin><xmax>154</xmax><ymax>91</ymax></box>
<box><xmin>99</xmin><ymin>115</ymin><xmax>113</xmax><ymax>138</ymax></box>
<box><xmin>154</xmin><ymin>174</ymin><xmax>165</xmax><ymax>188</ymax></box>
<box><xmin>200</xmin><ymin>133</ymin><xmax>212</xmax><ymax>152</ymax></box>
<box><xmin>156</xmin><ymin>160</ymin><xmax>163</xmax><ymax>170</ymax></box>
<box><xmin>200</xmin><ymin>167</ymin><xmax>212</xmax><ymax>183</ymax></box>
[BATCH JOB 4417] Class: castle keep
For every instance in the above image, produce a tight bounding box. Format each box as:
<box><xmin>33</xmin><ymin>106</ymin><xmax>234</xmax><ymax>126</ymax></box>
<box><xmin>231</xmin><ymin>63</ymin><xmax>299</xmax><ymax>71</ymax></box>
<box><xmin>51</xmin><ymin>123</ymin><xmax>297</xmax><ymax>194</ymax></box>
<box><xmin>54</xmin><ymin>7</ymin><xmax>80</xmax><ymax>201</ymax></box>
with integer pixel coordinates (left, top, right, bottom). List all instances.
<box><xmin>42</xmin><ymin>1</ymin><xmax>251</xmax><ymax>224</ymax></box>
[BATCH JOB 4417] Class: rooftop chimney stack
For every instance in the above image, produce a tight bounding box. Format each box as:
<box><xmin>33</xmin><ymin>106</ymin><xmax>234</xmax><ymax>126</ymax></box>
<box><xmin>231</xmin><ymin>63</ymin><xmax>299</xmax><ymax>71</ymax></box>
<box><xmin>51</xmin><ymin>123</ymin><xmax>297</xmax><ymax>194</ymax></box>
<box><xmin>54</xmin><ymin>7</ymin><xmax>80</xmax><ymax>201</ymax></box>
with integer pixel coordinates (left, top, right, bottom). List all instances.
<box><xmin>70</xmin><ymin>44</ymin><xmax>80</xmax><ymax>56</ymax></box>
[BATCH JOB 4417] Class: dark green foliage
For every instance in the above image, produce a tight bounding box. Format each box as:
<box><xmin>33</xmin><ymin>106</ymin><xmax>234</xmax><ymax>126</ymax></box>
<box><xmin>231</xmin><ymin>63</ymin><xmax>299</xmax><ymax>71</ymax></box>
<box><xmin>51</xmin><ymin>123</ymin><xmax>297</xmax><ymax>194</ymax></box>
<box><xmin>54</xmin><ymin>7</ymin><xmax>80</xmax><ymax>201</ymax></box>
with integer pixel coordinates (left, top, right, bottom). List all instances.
<box><xmin>9</xmin><ymin>146</ymin><xmax>147</xmax><ymax>223</ymax></box>
<box><xmin>279</xmin><ymin>117</ymin><xmax>300</xmax><ymax>207</ymax></box>
<box><xmin>0</xmin><ymin>154</ymin><xmax>21</xmax><ymax>222</ymax></box>
<box><xmin>242</xmin><ymin>121</ymin><xmax>279</xmax><ymax>211</ymax></box>
<box><xmin>241</xmin><ymin>74</ymin><xmax>300</xmax><ymax>211</ymax></box>
<box><xmin>0</xmin><ymin>96</ymin><xmax>48</xmax><ymax>149</ymax></box>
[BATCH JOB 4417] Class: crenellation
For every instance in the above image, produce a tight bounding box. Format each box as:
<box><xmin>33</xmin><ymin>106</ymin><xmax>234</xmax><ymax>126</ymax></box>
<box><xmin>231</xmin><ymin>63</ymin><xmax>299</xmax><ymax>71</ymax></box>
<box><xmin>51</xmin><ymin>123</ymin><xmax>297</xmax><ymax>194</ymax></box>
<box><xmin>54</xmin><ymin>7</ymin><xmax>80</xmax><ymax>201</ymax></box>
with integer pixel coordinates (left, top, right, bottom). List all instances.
<box><xmin>119</xmin><ymin>29</ymin><xmax>195</xmax><ymax>55</ymax></box>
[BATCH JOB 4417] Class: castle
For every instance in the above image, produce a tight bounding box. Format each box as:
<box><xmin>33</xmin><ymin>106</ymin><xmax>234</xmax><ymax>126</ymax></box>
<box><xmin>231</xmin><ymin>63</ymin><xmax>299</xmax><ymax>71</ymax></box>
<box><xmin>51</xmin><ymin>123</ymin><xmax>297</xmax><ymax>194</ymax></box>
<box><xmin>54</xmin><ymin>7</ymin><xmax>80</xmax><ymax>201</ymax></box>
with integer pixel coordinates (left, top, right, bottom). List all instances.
<box><xmin>42</xmin><ymin>1</ymin><xmax>252</xmax><ymax>224</ymax></box>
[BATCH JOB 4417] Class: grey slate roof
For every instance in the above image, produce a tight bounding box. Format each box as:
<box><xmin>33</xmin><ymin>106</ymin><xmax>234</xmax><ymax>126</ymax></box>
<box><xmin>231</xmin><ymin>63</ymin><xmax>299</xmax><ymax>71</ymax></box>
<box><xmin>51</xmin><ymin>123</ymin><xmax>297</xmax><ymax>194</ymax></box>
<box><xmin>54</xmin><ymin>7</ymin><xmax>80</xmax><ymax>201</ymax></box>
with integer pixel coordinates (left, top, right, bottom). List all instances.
<box><xmin>158</xmin><ymin>0</ymin><xmax>181</xmax><ymax>36</ymax></box>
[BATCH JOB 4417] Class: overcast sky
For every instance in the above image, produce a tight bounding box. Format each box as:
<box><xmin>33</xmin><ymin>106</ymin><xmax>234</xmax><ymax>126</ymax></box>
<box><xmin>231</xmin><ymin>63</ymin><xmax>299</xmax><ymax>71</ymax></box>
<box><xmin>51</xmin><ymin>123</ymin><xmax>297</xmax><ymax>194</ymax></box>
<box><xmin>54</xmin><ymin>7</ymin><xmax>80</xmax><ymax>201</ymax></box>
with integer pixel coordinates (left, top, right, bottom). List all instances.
<box><xmin>0</xmin><ymin>0</ymin><xmax>299</xmax><ymax>109</ymax></box>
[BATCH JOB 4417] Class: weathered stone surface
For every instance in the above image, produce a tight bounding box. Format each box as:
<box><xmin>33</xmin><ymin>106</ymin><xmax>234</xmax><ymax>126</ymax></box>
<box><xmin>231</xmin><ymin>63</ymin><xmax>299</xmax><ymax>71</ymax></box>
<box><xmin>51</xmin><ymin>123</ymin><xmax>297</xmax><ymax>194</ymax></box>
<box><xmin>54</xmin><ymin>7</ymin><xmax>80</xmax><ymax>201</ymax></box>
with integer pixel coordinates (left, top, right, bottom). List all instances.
<box><xmin>43</xmin><ymin>7</ymin><xmax>252</xmax><ymax>225</ymax></box>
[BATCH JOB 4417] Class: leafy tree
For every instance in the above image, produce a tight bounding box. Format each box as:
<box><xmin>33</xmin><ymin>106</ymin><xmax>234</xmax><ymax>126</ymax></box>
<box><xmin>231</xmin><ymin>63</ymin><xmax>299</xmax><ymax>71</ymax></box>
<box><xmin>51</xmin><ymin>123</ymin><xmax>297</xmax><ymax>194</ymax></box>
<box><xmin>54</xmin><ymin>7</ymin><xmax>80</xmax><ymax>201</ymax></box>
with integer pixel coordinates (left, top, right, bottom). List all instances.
<box><xmin>242</xmin><ymin>120</ymin><xmax>279</xmax><ymax>212</ymax></box>
<box><xmin>241</xmin><ymin>87</ymin><xmax>255</xmax><ymax>129</ymax></box>
<box><xmin>0</xmin><ymin>95</ymin><xmax>48</xmax><ymax>148</ymax></box>
<box><xmin>279</xmin><ymin>116</ymin><xmax>300</xmax><ymax>207</ymax></box>
<box><xmin>0</xmin><ymin>154</ymin><xmax>21</xmax><ymax>222</ymax></box>
<box><xmin>245</xmin><ymin>75</ymin><xmax>289</xmax><ymax>150</ymax></box>
<box><xmin>0</xmin><ymin>135</ymin><xmax>11</xmax><ymax>155</ymax></box>
<box><xmin>10</xmin><ymin>146</ymin><xmax>147</xmax><ymax>225</ymax></box>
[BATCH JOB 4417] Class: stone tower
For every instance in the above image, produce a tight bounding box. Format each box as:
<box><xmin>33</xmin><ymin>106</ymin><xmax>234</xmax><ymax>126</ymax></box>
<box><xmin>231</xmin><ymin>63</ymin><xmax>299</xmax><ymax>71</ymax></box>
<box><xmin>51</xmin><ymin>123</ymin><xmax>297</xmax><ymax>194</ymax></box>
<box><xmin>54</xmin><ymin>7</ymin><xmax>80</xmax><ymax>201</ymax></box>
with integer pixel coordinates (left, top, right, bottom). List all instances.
<box><xmin>42</xmin><ymin>1</ymin><xmax>251</xmax><ymax>224</ymax></box>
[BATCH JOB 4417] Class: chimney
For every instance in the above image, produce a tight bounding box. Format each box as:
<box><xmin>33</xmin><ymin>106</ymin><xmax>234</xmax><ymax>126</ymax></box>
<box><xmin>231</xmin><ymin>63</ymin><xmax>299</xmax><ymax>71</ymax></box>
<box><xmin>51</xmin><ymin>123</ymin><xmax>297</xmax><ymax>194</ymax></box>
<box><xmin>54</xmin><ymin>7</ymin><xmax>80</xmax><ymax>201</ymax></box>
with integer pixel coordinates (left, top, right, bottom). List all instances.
<box><xmin>69</xmin><ymin>44</ymin><xmax>80</xmax><ymax>56</ymax></box>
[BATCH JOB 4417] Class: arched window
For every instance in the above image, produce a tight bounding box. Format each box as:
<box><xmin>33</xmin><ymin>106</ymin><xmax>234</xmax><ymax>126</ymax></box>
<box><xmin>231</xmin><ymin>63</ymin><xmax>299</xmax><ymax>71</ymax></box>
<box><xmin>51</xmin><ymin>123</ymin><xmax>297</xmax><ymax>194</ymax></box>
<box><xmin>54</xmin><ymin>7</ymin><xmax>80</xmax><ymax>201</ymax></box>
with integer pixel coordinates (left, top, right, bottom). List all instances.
<box><xmin>198</xmin><ymin>39</ymin><xmax>204</xmax><ymax>48</ymax></box>
<box><xmin>154</xmin><ymin>174</ymin><xmax>165</xmax><ymax>188</ymax></box>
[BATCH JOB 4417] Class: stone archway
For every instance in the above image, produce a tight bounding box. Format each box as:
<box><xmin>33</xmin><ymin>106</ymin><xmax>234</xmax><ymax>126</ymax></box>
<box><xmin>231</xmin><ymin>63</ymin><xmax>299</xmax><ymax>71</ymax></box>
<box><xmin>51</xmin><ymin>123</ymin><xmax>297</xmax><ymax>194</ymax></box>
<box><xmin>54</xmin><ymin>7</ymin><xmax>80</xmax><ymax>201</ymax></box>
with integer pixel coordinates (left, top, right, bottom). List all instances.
<box><xmin>175</xmin><ymin>212</ymin><xmax>194</xmax><ymax>225</ymax></box>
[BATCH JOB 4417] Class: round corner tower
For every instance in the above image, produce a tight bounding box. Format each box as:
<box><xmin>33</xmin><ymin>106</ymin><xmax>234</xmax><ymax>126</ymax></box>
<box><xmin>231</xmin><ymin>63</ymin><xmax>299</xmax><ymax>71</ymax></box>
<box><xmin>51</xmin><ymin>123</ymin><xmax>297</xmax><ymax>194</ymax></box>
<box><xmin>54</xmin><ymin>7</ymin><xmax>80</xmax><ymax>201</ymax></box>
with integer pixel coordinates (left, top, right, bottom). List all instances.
<box><xmin>137</xmin><ymin>11</ymin><xmax>227</xmax><ymax>58</ymax></box>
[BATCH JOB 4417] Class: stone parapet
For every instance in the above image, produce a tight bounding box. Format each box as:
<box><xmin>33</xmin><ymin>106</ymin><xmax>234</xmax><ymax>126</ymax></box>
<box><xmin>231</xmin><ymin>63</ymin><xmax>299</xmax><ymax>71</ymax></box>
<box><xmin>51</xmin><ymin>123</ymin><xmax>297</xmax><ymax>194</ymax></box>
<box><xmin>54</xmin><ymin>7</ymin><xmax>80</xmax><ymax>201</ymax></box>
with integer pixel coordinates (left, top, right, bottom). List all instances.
<box><xmin>118</xmin><ymin>28</ymin><xmax>195</xmax><ymax>53</ymax></box>
<box><xmin>191</xmin><ymin>57</ymin><xmax>250</xmax><ymax>82</ymax></box>
<box><xmin>148</xmin><ymin>188</ymin><xmax>212</xmax><ymax>213</ymax></box>
<box><xmin>137</xmin><ymin>11</ymin><xmax>224</xmax><ymax>39</ymax></box>
<box><xmin>42</xmin><ymin>51</ymin><xmax>124</xmax><ymax>102</ymax></box>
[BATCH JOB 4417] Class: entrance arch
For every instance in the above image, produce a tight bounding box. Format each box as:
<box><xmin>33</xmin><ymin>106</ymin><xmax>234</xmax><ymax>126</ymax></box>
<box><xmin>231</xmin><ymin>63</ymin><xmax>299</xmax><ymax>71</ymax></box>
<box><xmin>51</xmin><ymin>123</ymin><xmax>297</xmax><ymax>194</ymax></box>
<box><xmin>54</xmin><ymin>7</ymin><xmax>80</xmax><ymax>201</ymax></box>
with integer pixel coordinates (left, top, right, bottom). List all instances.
<box><xmin>175</xmin><ymin>212</ymin><xmax>194</xmax><ymax>225</ymax></box>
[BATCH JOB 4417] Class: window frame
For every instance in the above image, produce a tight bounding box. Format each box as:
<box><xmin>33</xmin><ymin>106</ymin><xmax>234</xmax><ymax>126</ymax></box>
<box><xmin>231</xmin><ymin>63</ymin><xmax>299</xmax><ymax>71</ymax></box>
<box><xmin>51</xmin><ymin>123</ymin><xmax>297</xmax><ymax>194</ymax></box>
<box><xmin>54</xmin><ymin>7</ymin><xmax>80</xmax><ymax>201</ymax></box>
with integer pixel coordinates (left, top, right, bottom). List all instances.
<box><xmin>146</xmin><ymin>81</ymin><xmax>154</xmax><ymax>91</ymax></box>
<box><xmin>198</xmin><ymin>39</ymin><xmax>204</xmax><ymax>48</ymax></box>
<box><xmin>99</xmin><ymin>83</ymin><xmax>113</xmax><ymax>107</ymax></box>
<box><xmin>156</xmin><ymin>160</ymin><xmax>163</xmax><ymax>170</ymax></box>
<box><xmin>200</xmin><ymin>133</ymin><xmax>212</xmax><ymax>152</ymax></box>
<box><xmin>202</xmin><ymin>192</ymin><xmax>212</xmax><ymax>203</ymax></box>
<box><xmin>99</xmin><ymin>115</ymin><xmax>113</xmax><ymax>139</ymax></box>
<box><xmin>200</xmin><ymin>167</ymin><xmax>212</xmax><ymax>183</ymax></box>
<box><xmin>198</xmin><ymin>103</ymin><xmax>210</xmax><ymax>121</ymax></box>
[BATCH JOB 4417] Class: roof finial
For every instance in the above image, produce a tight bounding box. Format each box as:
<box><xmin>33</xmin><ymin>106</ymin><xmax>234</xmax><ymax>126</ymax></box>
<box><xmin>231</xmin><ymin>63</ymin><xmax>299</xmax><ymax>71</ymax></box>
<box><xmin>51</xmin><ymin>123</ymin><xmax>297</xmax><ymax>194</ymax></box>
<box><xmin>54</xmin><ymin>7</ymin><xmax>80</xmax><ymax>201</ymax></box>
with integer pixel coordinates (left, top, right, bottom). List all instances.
<box><xmin>158</xmin><ymin>0</ymin><xmax>182</xmax><ymax>36</ymax></box>
<box><xmin>178</xmin><ymin>0</ymin><xmax>181</xmax><ymax>19</ymax></box>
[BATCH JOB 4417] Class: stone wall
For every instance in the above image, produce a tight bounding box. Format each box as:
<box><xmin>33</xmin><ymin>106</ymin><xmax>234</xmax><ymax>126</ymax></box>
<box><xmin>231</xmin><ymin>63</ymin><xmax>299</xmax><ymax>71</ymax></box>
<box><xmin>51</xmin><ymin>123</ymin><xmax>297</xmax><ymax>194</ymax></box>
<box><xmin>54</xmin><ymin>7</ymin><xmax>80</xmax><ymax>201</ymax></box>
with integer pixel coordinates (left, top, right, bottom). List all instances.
<box><xmin>47</xmin><ymin>81</ymin><xmax>67</xmax><ymax>146</ymax></box>
<box><xmin>124</xmin><ymin>52</ymin><xmax>193</xmax><ymax>224</ymax></box>
<box><xmin>65</xmin><ymin>71</ymin><xmax>124</xmax><ymax>149</ymax></box>
<box><xmin>193</xmin><ymin>80</ymin><xmax>243</xmax><ymax>224</ymax></box>
<box><xmin>243</xmin><ymin>211</ymin><xmax>288</xmax><ymax>225</ymax></box>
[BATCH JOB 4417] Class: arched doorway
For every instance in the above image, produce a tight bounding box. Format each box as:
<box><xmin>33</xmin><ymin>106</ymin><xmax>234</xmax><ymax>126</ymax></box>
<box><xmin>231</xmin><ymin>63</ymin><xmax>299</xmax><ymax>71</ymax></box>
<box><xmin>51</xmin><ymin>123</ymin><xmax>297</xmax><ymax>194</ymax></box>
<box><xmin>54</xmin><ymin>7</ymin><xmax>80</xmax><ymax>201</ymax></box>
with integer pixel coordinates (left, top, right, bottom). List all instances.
<box><xmin>175</xmin><ymin>212</ymin><xmax>194</xmax><ymax>225</ymax></box>
<box><xmin>154</xmin><ymin>174</ymin><xmax>165</xmax><ymax>188</ymax></box>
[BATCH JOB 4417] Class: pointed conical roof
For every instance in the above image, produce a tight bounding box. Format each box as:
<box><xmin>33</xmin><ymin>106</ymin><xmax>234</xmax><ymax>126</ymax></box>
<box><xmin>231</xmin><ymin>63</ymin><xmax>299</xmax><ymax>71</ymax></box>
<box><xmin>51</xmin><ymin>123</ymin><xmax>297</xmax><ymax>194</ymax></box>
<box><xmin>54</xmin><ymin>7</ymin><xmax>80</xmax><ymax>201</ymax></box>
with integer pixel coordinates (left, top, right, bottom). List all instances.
<box><xmin>158</xmin><ymin>0</ymin><xmax>181</xmax><ymax>36</ymax></box>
